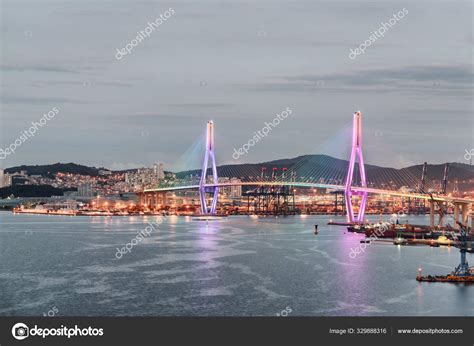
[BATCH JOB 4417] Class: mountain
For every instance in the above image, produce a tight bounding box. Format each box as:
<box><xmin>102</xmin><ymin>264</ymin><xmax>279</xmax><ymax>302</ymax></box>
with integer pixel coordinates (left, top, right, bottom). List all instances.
<box><xmin>176</xmin><ymin>155</ymin><xmax>348</xmax><ymax>180</ymax></box>
<box><xmin>4</xmin><ymin>157</ymin><xmax>473</xmax><ymax>192</ymax></box>
<box><xmin>0</xmin><ymin>185</ymin><xmax>77</xmax><ymax>199</ymax></box>
<box><xmin>404</xmin><ymin>162</ymin><xmax>474</xmax><ymax>181</ymax></box>
<box><xmin>5</xmin><ymin>163</ymin><xmax>101</xmax><ymax>178</ymax></box>
<box><xmin>176</xmin><ymin>155</ymin><xmax>474</xmax><ymax>191</ymax></box>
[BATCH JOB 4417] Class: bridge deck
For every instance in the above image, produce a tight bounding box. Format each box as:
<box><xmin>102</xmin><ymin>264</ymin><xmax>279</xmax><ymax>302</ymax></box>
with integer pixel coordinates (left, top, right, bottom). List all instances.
<box><xmin>144</xmin><ymin>182</ymin><xmax>474</xmax><ymax>204</ymax></box>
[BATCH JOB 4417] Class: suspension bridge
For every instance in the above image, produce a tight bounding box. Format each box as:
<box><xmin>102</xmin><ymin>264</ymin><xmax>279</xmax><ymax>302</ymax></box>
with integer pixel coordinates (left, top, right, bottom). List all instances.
<box><xmin>140</xmin><ymin>112</ymin><xmax>474</xmax><ymax>226</ymax></box>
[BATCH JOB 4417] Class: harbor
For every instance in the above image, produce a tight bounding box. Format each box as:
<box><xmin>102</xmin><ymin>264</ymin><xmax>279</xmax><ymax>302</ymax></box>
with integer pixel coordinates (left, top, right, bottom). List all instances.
<box><xmin>1</xmin><ymin>212</ymin><xmax>472</xmax><ymax>316</ymax></box>
<box><xmin>1</xmin><ymin>0</ymin><xmax>473</xmax><ymax>342</ymax></box>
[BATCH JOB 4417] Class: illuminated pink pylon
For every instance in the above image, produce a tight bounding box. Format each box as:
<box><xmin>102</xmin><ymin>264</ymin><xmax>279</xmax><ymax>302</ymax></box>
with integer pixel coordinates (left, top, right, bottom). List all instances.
<box><xmin>344</xmin><ymin>111</ymin><xmax>368</xmax><ymax>223</ymax></box>
<box><xmin>199</xmin><ymin>120</ymin><xmax>219</xmax><ymax>214</ymax></box>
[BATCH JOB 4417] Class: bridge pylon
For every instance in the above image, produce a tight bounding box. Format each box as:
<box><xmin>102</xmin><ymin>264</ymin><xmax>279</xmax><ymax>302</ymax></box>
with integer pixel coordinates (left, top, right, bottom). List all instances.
<box><xmin>199</xmin><ymin>120</ymin><xmax>219</xmax><ymax>214</ymax></box>
<box><xmin>344</xmin><ymin>111</ymin><xmax>368</xmax><ymax>223</ymax></box>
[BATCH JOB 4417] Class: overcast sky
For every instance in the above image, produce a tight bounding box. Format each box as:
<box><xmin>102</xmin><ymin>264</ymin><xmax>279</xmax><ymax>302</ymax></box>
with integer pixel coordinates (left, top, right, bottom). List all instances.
<box><xmin>1</xmin><ymin>0</ymin><xmax>473</xmax><ymax>171</ymax></box>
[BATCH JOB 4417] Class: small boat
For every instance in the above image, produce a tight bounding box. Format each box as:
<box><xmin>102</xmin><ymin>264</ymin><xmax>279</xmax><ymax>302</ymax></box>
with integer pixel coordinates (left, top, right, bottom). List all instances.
<box><xmin>435</xmin><ymin>235</ymin><xmax>452</xmax><ymax>246</ymax></box>
<box><xmin>394</xmin><ymin>237</ymin><xmax>408</xmax><ymax>245</ymax></box>
<box><xmin>365</xmin><ymin>223</ymin><xmax>430</xmax><ymax>239</ymax></box>
<box><xmin>348</xmin><ymin>222</ymin><xmax>391</xmax><ymax>234</ymax></box>
<box><xmin>347</xmin><ymin>224</ymin><xmax>367</xmax><ymax>233</ymax></box>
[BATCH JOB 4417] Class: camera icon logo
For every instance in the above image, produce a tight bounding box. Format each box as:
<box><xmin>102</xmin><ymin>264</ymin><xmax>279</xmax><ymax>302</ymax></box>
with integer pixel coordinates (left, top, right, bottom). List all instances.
<box><xmin>12</xmin><ymin>323</ymin><xmax>29</xmax><ymax>340</ymax></box>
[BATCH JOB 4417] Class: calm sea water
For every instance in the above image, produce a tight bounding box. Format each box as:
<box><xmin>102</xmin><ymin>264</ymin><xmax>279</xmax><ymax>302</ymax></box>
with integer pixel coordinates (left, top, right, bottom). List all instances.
<box><xmin>0</xmin><ymin>212</ymin><xmax>472</xmax><ymax>316</ymax></box>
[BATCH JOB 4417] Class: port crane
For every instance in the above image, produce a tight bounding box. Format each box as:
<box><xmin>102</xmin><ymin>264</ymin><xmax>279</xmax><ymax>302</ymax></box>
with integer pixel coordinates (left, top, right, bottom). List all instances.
<box><xmin>417</xmin><ymin>194</ymin><xmax>474</xmax><ymax>281</ymax></box>
<box><xmin>453</xmin><ymin>220</ymin><xmax>474</xmax><ymax>277</ymax></box>
<box><xmin>417</xmin><ymin>217</ymin><xmax>474</xmax><ymax>282</ymax></box>
<box><xmin>428</xmin><ymin>189</ymin><xmax>472</xmax><ymax>267</ymax></box>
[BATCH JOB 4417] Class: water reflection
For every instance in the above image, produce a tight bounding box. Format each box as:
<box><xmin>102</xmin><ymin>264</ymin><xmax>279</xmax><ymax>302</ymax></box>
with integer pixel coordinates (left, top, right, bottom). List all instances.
<box><xmin>0</xmin><ymin>213</ymin><xmax>471</xmax><ymax>316</ymax></box>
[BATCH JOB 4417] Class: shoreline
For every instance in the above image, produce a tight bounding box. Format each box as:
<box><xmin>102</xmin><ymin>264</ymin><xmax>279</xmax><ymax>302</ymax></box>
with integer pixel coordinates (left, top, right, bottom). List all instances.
<box><xmin>11</xmin><ymin>209</ymin><xmax>433</xmax><ymax>218</ymax></box>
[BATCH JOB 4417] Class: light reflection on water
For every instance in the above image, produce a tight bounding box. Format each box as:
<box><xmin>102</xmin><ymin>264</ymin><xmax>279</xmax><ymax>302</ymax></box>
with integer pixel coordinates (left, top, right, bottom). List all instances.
<box><xmin>0</xmin><ymin>213</ymin><xmax>472</xmax><ymax>316</ymax></box>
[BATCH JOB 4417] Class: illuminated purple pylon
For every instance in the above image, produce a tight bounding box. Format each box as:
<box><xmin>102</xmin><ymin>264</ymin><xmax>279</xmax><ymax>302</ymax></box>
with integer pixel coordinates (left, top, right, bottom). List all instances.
<box><xmin>199</xmin><ymin>120</ymin><xmax>219</xmax><ymax>214</ymax></box>
<box><xmin>344</xmin><ymin>111</ymin><xmax>368</xmax><ymax>223</ymax></box>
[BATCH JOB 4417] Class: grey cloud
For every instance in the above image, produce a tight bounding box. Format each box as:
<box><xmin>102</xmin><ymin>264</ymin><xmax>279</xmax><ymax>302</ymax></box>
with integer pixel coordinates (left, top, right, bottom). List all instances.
<box><xmin>1</xmin><ymin>96</ymin><xmax>95</xmax><ymax>105</ymax></box>
<box><xmin>166</xmin><ymin>103</ymin><xmax>234</xmax><ymax>108</ymax></box>
<box><xmin>0</xmin><ymin>0</ymin><xmax>472</xmax><ymax>168</ymax></box>
<box><xmin>290</xmin><ymin>65</ymin><xmax>473</xmax><ymax>86</ymax></box>
<box><xmin>33</xmin><ymin>80</ymin><xmax>133</xmax><ymax>88</ymax></box>
<box><xmin>241</xmin><ymin>65</ymin><xmax>473</xmax><ymax>94</ymax></box>
<box><xmin>1</xmin><ymin>64</ymin><xmax>77</xmax><ymax>74</ymax></box>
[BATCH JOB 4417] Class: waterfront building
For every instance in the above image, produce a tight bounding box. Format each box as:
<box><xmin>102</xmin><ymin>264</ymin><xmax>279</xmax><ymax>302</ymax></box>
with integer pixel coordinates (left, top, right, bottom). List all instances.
<box><xmin>230</xmin><ymin>178</ymin><xmax>242</xmax><ymax>199</ymax></box>
<box><xmin>99</xmin><ymin>169</ymin><xmax>112</xmax><ymax>176</ymax></box>
<box><xmin>78</xmin><ymin>183</ymin><xmax>94</xmax><ymax>197</ymax></box>
<box><xmin>4</xmin><ymin>173</ymin><xmax>12</xmax><ymax>187</ymax></box>
<box><xmin>158</xmin><ymin>163</ymin><xmax>165</xmax><ymax>180</ymax></box>
<box><xmin>216</xmin><ymin>177</ymin><xmax>242</xmax><ymax>199</ymax></box>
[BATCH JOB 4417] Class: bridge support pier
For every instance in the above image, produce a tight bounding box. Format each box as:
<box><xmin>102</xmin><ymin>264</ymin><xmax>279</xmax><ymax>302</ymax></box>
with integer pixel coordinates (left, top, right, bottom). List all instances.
<box><xmin>138</xmin><ymin>193</ymin><xmax>145</xmax><ymax>207</ymax></box>
<box><xmin>454</xmin><ymin>203</ymin><xmax>460</xmax><ymax>229</ymax></box>
<box><xmin>162</xmin><ymin>192</ymin><xmax>167</xmax><ymax>207</ymax></box>
<box><xmin>344</xmin><ymin>111</ymin><xmax>368</xmax><ymax>223</ymax></box>
<box><xmin>199</xmin><ymin>120</ymin><xmax>219</xmax><ymax>214</ymax></box>
<box><xmin>429</xmin><ymin>201</ymin><xmax>435</xmax><ymax>228</ymax></box>
<box><xmin>450</xmin><ymin>202</ymin><xmax>471</xmax><ymax>229</ymax></box>
<box><xmin>461</xmin><ymin>204</ymin><xmax>469</xmax><ymax>225</ymax></box>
